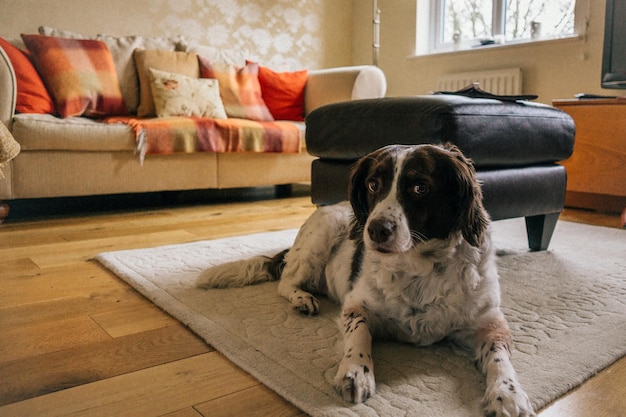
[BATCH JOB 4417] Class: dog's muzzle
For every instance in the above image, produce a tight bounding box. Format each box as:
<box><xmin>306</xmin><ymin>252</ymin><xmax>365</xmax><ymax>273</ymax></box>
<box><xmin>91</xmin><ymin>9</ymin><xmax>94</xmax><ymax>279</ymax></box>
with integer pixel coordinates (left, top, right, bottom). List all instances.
<box><xmin>367</xmin><ymin>218</ymin><xmax>399</xmax><ymax>253</ymax></box>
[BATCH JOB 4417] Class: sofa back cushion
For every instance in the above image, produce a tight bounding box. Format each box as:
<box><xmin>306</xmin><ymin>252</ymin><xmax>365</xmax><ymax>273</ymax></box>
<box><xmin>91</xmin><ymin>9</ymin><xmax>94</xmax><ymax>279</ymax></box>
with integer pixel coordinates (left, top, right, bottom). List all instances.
<box><xmin>21</xmin><ymin>34</ymin><xmax>127</xmax><ymax>118</ymax></box>
<box><xmin>181</xmin><ymin>41</ymin><xmax>248</xmax><ymax>67</ymax></box>
<box><xmin>0</xmin><ymin>37</ymin><xmax>55</xmax><ymax>114</ymax></box>
<box><xmin>96</xmin><ymin>34</ymin><xmax>185</xmax><ymax>114</ymax></box>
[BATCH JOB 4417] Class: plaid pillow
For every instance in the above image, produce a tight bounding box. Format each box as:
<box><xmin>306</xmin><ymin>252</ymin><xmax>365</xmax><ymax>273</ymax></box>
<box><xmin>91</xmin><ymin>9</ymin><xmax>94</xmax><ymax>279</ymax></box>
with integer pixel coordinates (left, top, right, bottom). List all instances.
<box><xmin>199</xmin><ymin>56</ymin><xmax>273</xmax><ymax>122</ymax></box>
<box><xmin>21</xmin><ymin>34</ymin><xmax>127</xmax><ymax>118</ymax></box>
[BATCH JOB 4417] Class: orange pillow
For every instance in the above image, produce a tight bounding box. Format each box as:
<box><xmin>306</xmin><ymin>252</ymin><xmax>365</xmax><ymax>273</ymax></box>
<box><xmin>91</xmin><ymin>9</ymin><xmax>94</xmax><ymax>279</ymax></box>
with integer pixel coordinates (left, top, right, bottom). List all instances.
<box><xmin>255</xmin><ymin>63</ymin><xmax>308</xmax><ymax>121</ymax></box>
<box><xmin>199</xmin><ymin>56</ymin><xmax>273</xmax><ymax>121</ymax></box>
<box><xmin>0</xmin><ymin>37</ymin><xmax>55</xmax><ymax>114</ymax></box>
<box><xmin>21</xmin><ymin>34</ymin><xmax>127</xmax><ymax>118</ymax></box>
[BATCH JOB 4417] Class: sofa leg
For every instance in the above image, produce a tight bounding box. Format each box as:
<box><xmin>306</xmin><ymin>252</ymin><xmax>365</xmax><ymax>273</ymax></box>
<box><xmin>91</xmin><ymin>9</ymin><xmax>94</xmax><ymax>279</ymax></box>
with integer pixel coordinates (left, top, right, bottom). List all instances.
<box><xmin>525</xmin><ymin>213</ymin><xmax>560</xmax><ymax>251</ymax></box>
<box><xmin>0</xmin><ymin>201</ymin><xmax>9</xmax><ymax>224</ymax></box>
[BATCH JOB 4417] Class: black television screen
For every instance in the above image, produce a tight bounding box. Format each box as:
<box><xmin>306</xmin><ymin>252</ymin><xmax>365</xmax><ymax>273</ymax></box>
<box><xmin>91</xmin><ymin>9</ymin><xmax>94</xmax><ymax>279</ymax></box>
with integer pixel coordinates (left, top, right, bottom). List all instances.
<box><xmin>602</xmin><ymin>0</ymin><xmax>626</xmax><ymax>89</ymax></box>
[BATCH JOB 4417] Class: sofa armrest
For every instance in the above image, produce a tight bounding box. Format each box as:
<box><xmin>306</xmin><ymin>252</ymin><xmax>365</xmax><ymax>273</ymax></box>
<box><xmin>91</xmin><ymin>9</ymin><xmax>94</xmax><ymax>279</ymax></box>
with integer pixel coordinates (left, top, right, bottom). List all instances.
<box><xmin>305</xmin><ymin>65</ymin><xmax>386</xmax><ymax>115</ymax></box>
<box><xmin>0</xmin><ymin>46</ymin><xmax>17</xmax><ymax>129</ymax></box>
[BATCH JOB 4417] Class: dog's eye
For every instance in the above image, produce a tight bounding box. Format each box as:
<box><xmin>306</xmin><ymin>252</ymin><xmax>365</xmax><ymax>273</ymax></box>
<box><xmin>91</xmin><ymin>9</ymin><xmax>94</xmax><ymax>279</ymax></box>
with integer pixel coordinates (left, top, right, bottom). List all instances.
<box><xmin>410</xmin><ymin>183</ymin><xmax>428</xmax><ymax>196</ymax></box>
<box><xmin>367</xmin><ymin>179</ymin><xmax>380</xmax><ymax>193</ymax></box>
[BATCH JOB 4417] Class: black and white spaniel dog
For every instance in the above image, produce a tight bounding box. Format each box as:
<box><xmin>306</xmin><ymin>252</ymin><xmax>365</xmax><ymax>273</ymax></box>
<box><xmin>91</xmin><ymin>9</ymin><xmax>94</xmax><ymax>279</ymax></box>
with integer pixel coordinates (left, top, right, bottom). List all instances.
<box><xmin>197</xmin><ymin>144</ymin><xmax>535</xmax><ymax>417</ymax></box>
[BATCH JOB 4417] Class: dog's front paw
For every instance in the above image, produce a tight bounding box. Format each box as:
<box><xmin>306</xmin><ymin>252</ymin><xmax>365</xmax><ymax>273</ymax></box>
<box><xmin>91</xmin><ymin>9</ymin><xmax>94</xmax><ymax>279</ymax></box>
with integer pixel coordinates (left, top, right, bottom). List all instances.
<box><xmin>334</xmin><ymin>358</ymin><xmax>375</xmax><ymax>403</ymax></box>
<box><xmin>289</xmin><ymin>289</ymin><xmax>320</xmax><ymax>315</ymax></box>
<box><xmin>482</xmin><ymin>378</ymin><xmax>535</xmax><ymax>417</ymax></box>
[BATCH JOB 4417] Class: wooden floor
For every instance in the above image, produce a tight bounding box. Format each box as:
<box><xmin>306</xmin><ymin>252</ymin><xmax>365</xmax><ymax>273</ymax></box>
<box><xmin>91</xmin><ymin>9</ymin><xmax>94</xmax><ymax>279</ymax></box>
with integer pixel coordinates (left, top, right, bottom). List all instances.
<box><xmin>0</xmin><ymin>189</ymin><xmax>624</xmax><ymax>417</ymax></box>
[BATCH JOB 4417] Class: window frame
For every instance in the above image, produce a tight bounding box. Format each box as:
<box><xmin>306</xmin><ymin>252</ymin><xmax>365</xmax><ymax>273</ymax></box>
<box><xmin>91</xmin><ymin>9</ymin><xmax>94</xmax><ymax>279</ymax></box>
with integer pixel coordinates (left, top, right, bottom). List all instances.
<box><xmin>424</xmin><ymin>0</ymin><xmax>584</xmax><ymax>55</ymax></box>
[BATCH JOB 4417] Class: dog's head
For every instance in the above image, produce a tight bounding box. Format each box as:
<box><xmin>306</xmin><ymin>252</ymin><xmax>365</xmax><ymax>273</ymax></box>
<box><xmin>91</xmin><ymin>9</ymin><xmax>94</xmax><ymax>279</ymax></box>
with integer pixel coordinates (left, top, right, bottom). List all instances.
<box><xmin>348</xmin><ymin>144</ymin><xmax>489</xmax><ymax>253</ymax></box>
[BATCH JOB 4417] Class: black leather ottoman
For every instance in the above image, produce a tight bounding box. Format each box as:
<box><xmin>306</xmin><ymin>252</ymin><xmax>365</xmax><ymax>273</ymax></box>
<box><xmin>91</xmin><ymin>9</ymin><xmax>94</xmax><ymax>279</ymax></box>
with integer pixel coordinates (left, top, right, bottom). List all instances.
<box><xmin>305</xmin><ymin>95</ymin><xmax>576</xmax><ymax>250</ymax></box>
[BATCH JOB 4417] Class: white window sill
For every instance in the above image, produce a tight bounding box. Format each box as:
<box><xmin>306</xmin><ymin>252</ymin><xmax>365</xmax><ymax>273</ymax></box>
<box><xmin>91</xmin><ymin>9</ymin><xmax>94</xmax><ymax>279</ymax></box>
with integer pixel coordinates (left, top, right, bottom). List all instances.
<box><xmin>409</xmin><ymin>34</ymin><xmax>583</xmax><ymax>60</ymax></box>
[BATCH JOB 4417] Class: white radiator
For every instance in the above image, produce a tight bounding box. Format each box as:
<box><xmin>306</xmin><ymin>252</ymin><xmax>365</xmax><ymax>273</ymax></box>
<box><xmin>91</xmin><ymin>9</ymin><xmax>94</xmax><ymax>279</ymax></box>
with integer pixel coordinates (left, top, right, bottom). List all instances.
<box><xmin>436</xmin><ymin>68</ymin><xmax>522</xmax><ymax>95</ymax></box>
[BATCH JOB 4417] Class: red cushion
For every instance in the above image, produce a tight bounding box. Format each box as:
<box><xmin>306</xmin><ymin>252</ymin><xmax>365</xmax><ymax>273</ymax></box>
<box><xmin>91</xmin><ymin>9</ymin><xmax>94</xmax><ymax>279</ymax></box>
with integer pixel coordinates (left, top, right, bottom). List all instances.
<box><xmin>0</xmin><ymin>37</ymin><xmax>55</xmax><ymax>114</ymax></box>
<box><xmin>254</xmin><ymin>63</ymin><xmax>308</xmax><ymax>121</ymax></box>
<box><xmin>21</xmin><ymin>34</ymin><xmax>127</xmax><ymax>118</ymax></box>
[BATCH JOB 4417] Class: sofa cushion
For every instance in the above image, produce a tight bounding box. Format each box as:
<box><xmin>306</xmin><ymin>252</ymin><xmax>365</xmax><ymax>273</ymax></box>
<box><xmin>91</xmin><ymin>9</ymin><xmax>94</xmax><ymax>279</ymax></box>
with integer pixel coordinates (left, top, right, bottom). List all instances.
<box><xmin>11</xmin><ymin>113</ymin><xmax>135</xmax><ymax>152</ymax></box>
<box><xmin>21</xmin><ymin>34</ymin><xmax>127</xmax><ymax>118</ymax></box>
<box><xmin>134</xmin><ymin>49</ymin><xmax>199</xmax><ymax>118</ymax></box>
<box><xmin>256</xmin><ymin>63</ymin><xmax>308</xmax><ymax>121</ymax></box>
<box><xmin>11</xmin><ymin>113</ymin><xmax>307</xmax><ymax>155</ymax></box>
<box><xmin>305</xmin><ymin>95</ymin><xmax>575</xmax><ymax>168</ymax></box>
<box><xmin>199</xmin><ymin>57</ymin><xmax>274</xmax><ymax>122</ymax></box>
<box><xmin>148</xmin><ymin>68</ymin><xmax>227</xmax><ymax>119</ymax></box>
<box><xmin>0</xmin><ymin>37</ymin><xmax>55</xmax><ymax>114</ymax></box>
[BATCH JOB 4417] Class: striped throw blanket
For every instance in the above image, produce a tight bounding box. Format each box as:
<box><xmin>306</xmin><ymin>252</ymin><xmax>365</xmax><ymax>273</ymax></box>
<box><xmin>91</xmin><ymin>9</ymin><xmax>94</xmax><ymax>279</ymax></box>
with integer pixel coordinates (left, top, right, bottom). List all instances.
<box><xmin>105</xmin><ymin>116</ymin><xmax>302</xmax><ymax>163</ymax></box>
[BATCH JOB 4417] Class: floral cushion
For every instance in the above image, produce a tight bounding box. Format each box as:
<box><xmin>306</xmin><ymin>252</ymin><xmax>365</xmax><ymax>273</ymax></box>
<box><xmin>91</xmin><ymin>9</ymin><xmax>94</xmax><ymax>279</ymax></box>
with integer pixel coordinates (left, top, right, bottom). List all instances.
<box><xmin>134</xmin><ymin>49</ymin><xmax>199</xmax><ymax>118</ymax></box>
<box><xmin>149</xmin><ymin>68</ymin><xmax>227</xmax><ymax>119</ymax></box>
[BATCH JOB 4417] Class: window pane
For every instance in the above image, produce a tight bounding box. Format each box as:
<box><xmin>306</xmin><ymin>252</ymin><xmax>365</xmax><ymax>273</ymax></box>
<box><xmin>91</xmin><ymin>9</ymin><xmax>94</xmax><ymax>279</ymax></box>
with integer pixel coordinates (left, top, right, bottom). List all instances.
<box><xmin>505</xmin><ymin>0</ymin><xmax>575</xmax><ymax>40</ymax></box>
<box><xmin>442</xmin><ymin>0</ymin><xmax>493</xmax><ymax>43</ymax></box>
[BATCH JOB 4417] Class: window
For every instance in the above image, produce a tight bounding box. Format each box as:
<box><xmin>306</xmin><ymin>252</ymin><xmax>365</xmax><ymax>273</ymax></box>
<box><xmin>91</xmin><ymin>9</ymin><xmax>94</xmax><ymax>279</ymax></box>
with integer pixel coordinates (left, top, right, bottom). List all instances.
<box><xmin>428</xmin><ymin>0</ymin><xmax>577</xmax><ymax>52</ymax></box>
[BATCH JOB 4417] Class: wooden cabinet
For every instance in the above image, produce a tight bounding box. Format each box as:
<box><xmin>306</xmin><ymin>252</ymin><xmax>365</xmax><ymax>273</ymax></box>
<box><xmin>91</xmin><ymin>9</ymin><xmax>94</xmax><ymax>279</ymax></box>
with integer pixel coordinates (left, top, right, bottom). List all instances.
<box><xmin>553</xmin><ymin>98</ymin><xmax>626</xmax><ymax>220</ymax></box>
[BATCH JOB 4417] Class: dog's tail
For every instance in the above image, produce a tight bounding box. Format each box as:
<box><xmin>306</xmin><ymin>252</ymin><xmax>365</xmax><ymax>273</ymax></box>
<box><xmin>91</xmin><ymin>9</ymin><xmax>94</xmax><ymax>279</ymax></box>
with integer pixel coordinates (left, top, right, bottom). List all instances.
<box><xmin>195</xmin><ymin>249</ymin><xmax>288</xmax><ymax>289</ymax></box>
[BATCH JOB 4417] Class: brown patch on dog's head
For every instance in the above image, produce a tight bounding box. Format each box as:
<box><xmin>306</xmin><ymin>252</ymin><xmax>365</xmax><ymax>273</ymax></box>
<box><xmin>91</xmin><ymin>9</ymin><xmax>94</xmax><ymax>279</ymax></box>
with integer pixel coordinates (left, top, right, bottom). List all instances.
<box><xmin>348</xmin><ymin>144</ymin><xmax>489</xmax><ymax>247</ymax></box>
<box><xmin>348</xmin><ymin>145</ymin><xmax>401</xmax><ymax>240</ymax></box>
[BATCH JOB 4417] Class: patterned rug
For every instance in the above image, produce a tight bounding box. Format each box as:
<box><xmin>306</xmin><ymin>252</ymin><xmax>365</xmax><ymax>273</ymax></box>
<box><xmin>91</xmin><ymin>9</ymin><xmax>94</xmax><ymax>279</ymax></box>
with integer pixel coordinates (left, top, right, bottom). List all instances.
<box><xmin>95</xmin><ymin>219</ymin><xmax>626</xmax><ymax>416</ymax></box>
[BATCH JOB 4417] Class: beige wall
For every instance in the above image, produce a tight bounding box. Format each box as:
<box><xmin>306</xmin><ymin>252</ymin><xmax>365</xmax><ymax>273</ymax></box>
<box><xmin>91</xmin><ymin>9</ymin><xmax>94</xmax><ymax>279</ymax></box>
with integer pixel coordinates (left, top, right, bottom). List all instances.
<box><xmin>2</xmin><ymin>0</ymin><xmax>621</xmax><ymax>102</ymax></box>
<box><xmin>351</xmin><ymin>0</ymin><xmax>623</xmax><ymax>104</ymax></box>
<box><xmin>0</xmin><ymin>0</ymin><xmax>354</xmax><ymax>70</ymax></box>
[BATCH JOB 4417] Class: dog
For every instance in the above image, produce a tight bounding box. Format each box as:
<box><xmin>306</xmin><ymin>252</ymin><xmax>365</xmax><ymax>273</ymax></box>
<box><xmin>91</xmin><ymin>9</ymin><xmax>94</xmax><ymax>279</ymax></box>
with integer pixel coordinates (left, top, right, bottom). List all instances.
<box><xmin>197</xmin><ymin>144</ymin><xmax>535</xmax><ymax>417</ymax></box>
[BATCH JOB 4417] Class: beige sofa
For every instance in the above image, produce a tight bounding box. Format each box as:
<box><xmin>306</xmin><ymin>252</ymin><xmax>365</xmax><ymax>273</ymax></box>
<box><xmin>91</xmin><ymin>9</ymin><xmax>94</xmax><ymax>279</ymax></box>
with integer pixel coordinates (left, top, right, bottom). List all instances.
<box><xmin>0</xmin><ymin>43</ymin><xmax>386</xmax><ymax>219</ymax></box>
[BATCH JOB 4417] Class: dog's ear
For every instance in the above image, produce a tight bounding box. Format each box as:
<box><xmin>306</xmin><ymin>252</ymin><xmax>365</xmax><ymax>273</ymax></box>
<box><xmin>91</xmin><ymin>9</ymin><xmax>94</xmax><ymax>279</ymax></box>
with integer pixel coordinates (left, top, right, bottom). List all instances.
<box><xmin>445</xmin><ymin>145</ymin><xmax>490</xmax><ymax>247</ymax></box>
<box><xmin>463</xmin><ymin>183</ymin><xmax>490</xmax><ymax>248</ymax></box>
<box><xmin>348</xmin><ymin>153</ymin><xmax>374</xmax><ymax>240</ymax></box>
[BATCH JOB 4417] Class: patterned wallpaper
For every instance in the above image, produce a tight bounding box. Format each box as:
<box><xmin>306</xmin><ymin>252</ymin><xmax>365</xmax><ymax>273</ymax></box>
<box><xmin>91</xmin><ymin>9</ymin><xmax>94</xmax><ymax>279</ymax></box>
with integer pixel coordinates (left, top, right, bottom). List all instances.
<box><xmin>151</xmin><ymin>0</ymin><xmax>323</xmax><ymax>69</ymax></box>
<box><xmin>0</xmin><ymin>0</ymin><xmax>353</xmax><ymax>70</ymax></box>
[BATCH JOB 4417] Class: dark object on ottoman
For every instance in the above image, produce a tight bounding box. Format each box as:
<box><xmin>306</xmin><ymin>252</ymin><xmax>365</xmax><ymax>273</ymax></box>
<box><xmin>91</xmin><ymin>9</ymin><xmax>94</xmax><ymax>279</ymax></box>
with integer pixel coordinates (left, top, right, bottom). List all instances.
<box><xmin>305</xmin><ymin>95</ymin><xmax>576</xmax><ymax>251</ymax></box>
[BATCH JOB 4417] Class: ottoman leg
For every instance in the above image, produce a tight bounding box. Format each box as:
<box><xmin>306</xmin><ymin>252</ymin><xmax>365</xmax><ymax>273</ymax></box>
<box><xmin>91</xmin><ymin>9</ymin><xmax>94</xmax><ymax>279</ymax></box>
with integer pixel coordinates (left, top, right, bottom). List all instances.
<box><xmin>525</xmin><ymin>212</ymin><xmax>560</xmax><ymax>251</ymax></box>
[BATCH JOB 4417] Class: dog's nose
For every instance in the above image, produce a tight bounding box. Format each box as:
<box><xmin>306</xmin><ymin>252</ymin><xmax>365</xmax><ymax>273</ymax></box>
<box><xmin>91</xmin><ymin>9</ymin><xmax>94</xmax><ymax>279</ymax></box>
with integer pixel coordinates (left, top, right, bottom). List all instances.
<box><xmin>368</xmin><ymin>219</ymin><xmax>396</xmax><ymax>243</ymax></box>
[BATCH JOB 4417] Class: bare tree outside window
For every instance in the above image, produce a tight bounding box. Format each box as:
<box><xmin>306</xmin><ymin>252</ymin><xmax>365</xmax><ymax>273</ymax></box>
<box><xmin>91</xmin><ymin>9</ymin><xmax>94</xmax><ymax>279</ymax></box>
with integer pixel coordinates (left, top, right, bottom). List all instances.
<box><xmin>441</xmin><ymin>0</ymin><xmax>575</xmax><ymax>44</ymax></box>
<box><xmin>505</xmin><ymin>0</ymin><xmax>575</xmax><ymax>39</ymax></box>
<box><xmin>443</xmin><ymin>0</ymin><xmax>492</xmax><ymax>43</ymax></box>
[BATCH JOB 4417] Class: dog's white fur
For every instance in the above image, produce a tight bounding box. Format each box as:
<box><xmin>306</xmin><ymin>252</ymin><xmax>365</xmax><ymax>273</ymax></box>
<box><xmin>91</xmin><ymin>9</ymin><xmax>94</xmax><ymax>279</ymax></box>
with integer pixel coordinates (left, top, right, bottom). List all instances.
<box><xmin>197</xmin><ymin>144</ymin><xmax>535</xmax><ymax>417</ymax></box>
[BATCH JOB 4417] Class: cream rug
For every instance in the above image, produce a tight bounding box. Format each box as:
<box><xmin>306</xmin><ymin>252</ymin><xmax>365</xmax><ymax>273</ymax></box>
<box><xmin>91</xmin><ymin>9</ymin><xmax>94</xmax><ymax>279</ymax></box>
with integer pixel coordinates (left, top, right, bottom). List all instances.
<box><xmin>95</xmin><ymin>219</ymin><xmax>626</xmax><ymax>417</ymax></box>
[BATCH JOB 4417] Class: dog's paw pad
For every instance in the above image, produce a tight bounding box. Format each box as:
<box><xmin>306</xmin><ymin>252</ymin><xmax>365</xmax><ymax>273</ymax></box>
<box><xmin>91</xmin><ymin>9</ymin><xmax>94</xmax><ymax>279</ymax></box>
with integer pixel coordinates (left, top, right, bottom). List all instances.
<box><xmin>291</xmin><ymin>292</ymin><xmax>320</xmax><ymax>315</ymax></box>
<box><xmin>334</xmin><ymin>362</ymin><xmax>375</xmax><ymax>403</ymax></box>
<box><xmin>482</xmin><ymin>380</ymin><xmax>535</xmax><ymax>417</ymax></box>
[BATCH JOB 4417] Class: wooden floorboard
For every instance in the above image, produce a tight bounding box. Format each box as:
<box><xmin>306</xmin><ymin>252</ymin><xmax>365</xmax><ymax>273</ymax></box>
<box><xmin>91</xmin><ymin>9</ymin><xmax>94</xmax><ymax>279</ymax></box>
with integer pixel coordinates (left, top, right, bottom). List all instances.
<box><xmin>0</xmin><ymin>191</ymin><xmax>623</xmax><ymax>416</ymax></box>
<box><xmin>0</xmin><ymin>353</ymin><xmax>259</xmax><ymax>417</ymax></box>
<box><xmin>193</xmin><ymin>385</ymin><xmax>307</xmax><ymax>417</ymax></box>
<box><xmin>0</xmin><ymin>324</ymin><xmax>210</xmax><ymax>406</ymax></box>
